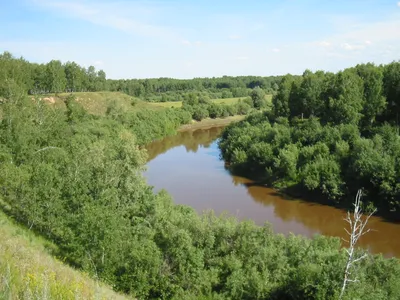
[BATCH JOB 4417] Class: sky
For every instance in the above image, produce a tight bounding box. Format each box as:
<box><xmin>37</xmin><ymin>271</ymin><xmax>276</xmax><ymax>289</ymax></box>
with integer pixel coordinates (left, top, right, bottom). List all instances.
<box><xmin>0</xmin><ymin>0</ymin><xmax>399</xmax><ymax>79</ymax></box>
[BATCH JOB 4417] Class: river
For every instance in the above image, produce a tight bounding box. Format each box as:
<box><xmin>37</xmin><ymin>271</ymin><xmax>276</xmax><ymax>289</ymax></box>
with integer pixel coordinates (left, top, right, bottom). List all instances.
<box><xmin>144</xmin><ymin>126</ymin><xmax>400</xmax><ymax>258</ymax></box>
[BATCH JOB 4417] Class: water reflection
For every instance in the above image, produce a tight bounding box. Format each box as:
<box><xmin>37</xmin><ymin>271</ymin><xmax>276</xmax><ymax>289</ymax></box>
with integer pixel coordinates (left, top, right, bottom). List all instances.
<box><xmin>144</xmin><ymin>127</ymin><xmax>400</xmax><ymax>257</ymax></box>
<box><xmin>146</xmin><ymin>127</ymin><xmax>224</xmax><ymax>162</ymax></box>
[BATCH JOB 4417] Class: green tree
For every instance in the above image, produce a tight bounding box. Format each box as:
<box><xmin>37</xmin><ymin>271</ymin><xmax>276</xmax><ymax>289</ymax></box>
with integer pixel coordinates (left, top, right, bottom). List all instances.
<box><xmin>291</xmin><ymin>70</ymin><xmax>326</xmax><ymax>119</ymax></box>
<box><xmin>355</xmin><ymin>63</ymin><xmax>387</xmax><ymax>126</ymax></box>
<box><xmin>45</xmin><ymin>60</ymin><xmax>66</xmax><ymax>93</ymax></box>
<box><xmin>383</xmin><ymin>62</ymin><xmax>400</xmax><ymax>126</ymax></box>
<box><xmin>323</xmin><ymin>70</ymin><xmax>364</xmax><ymax>125</ymax></box>
<box><xmin>273</xmin><ymin>74</ymin><xmax>295</xmax><ymax>117</ymax></box>
<box><xmin>251</xmin><ymin>86</ymin><xmax>266</xmax><ymax>109</ymax></box>
<box><xmin>64</xmin><ymin>61</ymin><xmax>84</xmax><ymax>92</ymax></box>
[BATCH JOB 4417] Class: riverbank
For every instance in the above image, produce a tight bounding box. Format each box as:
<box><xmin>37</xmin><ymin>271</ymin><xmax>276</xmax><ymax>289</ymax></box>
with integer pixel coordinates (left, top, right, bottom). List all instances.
<box><xmin>178</xmin><ymin>115</ymin><xmax>245</xmax><ymax>131</ymax></box>
<box><xmin>144</xmin><ymin>126</ymin><xmax>400</xmax><ymax>258</ymax></box>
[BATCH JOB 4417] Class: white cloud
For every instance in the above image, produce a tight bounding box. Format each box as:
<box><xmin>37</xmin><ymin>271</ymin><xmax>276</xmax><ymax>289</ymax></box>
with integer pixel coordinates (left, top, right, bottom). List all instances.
<box><xmin>185</xmin><ymin>61</ymin><xmax>194</xmax><ymax>68</ymax></box>
<box><xmin>318</xmin><ymin>41</ymin><xmax>332</xmax><ymax>47</ymax></box>
<box><xmin>31</xmin><ymin>0</ymin><xmax>180</xmax><ymax>40</ymax></box>
<box><xmin>311</xmin><ymin>16</ymin><xmax>400</xmax><ymax>62</ymax></box>
<box><xmin>229</xmin><ymin>34</ymin><xmax>242</xmax><ymax>40</ymax></box>
<box><xmin>181</xmin><ymin>40</ymin><xmax>202</xmax><ymax>47</ymax></box>
<box><xmin>340</xmin><ymin>42</ymin><xmax>365</xmax><ymax>51</ymax></box>
<box><xmin>332</xmin><ymin>19</ymin><xmax>400</xmax><ymax>45</ymax></box>
<box><xmin>250</xmin><ymin>23</ymin><xmax>265</xmax><ymax>32</ymax></box>
<box><xmin>397</xmin><ymin>1</ymin><xmax>400</xmax><ymax>7</ymax></box>
<box><xmin>272</xmin><ymin>48</ymin><xmax>280</xmax><ymax>53</ymax></box>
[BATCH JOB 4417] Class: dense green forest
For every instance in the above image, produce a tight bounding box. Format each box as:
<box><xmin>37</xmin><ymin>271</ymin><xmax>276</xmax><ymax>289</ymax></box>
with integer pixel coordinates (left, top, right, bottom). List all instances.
<box><xmin>219</xmin><ymin>62</ymin><xmax>400</xmax><ymax>216</ymax></box>
<box><xmin>1</xmin><ymin>52</ymin><xmax>400</xmax><ymax>299</ymax></box>
<box><xmin>0</xmin><ymin>51</ymin><xmax>281</xmax><ymax>102</ymax></box>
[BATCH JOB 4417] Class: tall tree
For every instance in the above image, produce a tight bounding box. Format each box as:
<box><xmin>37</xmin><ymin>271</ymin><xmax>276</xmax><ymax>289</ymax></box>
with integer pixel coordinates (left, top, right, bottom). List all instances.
<box><xmin>86</xmin><ymin>65</ymin><xmax>97</xmax><ymax>91</ymax></box>
<box><xmin>323</xmin><ymin>70</ymin><xmax>364</xmax><ymax>125</ymax></box>
<box><xmin>45</xmin><ymin>60</ymin><xmax>66</xmax><ymax>93</ymax></box>
<box><xmin>292</xmin><ymin>70</ymin><xmax>326</xmax><ymax>119</ymax></box>
<box><xmin>96</xmin><ymin>70</ymin><xmax>107</xmax><ymax>91</ymax></box>
<box><xmin>250</xmin><ymin>86</ymin><xmax>266</xmax><ymax>109</ymax></box>
<box><xmin>273</xmin><ymin>74</ymin><xmax>296</xmax><ymax>117</ymax></box>
<box><xmin>64</xmin><ymin>61</ymin><xmax>84</xmax><ymax>92</ymax></box>
<box><xmin>355</xmin><ymin>63</ymin><xmax>387</xmax><ymax>126</ymax></box>
<box><xmin>383</xmin><ymin>62</ymin><xmax>400</xmax><ymax>126</ymax></box>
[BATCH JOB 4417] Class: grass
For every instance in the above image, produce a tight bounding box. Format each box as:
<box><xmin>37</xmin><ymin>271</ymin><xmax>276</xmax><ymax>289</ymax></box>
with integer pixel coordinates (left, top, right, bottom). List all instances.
<box><xmin>35</xmin><ymin>91</ymin><xmax>161</xmax><ymax>116</ymax></box>
<box><xmin>146</xmin><ymin>95</ymin><xmax>273</xmax><ymax>109</ymax></box>
<box><xmin>0</xmin><ymin>210</ymin><xmax>129</xmax><ymax>300</ymax></box>
<box><xmin>178</xmin><ymin>115</ymin><xmax>245</xmax><ymax>131</ymax></box>
<box><xmin>212</xmin><ymin>97</ymin><xmax>243</xmax><ymax>105</ymax></box>
<box><xmin>145</xmin><ymin>97</ymin><xmax>242</xmax><ymax>109</ymax></box>
<box><xmin>147</xmin><ymin>101</ymin><xmax>183</xmax><ymax>108</ymax></box>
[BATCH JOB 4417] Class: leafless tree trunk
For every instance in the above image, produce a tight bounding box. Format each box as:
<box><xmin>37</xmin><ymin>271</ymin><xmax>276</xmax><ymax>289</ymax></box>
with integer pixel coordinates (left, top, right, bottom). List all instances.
<box><xmin>339</xmin><ymin>189</ymin><xmax>377</xmax><ymax>300</ymax></box>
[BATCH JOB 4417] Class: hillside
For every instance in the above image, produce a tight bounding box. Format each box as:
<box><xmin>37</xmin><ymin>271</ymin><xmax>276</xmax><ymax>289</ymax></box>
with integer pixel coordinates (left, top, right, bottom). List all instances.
<box><xmin>32</xmin><ymin>91</ymin><xmax>251</xmax><ymax>130</ymax></box>
<box><xmin>36</xmin><ymin>92</ymin><xmax>270</xmax><ymax>114</ymax></box>
<box><xmin>33</xmin><ymin>91</ymin><xmax>161</xmax><ymax>115</ymax></box>
<box><xmin>0</xmin><ymin>210</ymin><xmax>129</xmax><ymax>300</ymax></box>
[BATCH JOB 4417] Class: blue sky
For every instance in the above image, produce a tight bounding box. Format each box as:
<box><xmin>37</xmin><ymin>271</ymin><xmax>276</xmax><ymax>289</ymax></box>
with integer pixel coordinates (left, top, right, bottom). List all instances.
<box><xmin>1</xmin><ymin>0</ymin><xmax>399</xmax><ymax>79</ymax></box>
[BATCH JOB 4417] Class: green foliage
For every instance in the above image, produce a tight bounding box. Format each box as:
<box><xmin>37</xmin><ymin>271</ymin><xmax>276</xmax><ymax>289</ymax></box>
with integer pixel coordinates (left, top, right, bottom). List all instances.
<box><xmin>0</xmin><ymin>51</ymin><xmax>108</xmax><ymax>94</ymax></box>
<box><xmin>108</xmin><ymin>75</ymin><xmax>281</xmax><ymax>101</ymax></box>
<box><xmin>192</xmin><ymin>105</ymin><xmax>210</xmax><ymax>121</ymax></box>
<box><xmin>181</xmin><ymin>92</ymin><xmax>260</xmax><ymax>121</ymax></box>
<box><xmin>220</xmin><ymin>62</ymin><xmax>400</xmax><ymax>213</ymax></box>
<box><xmin>1</xmin><ymin>52</ymin><xmax>400</xmax><ymax>300</ymax></box>
<box><xmin>251</xmin><ymin>86</ymin><xmax>267</xmax><ymax>109</ymax></box>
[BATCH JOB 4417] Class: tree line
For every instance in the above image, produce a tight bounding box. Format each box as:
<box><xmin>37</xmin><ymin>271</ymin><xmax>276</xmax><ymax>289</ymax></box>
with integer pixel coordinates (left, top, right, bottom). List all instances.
<box><xmin>219</xmin><ymin>62</ymin><xmax>400</xmax><ymax>216</ymax></box>
<box><xmin>108</xmin><ymin>75</ymin><xmax>281</xmax><ymax>102</ymax></box>
<box><xmin>0</xmin><ymin>51</ymin><xmax>107</xmax><ymax>94</ymax></box>
<box><xmin>0</xmin><ymin>51</ymin><xmax>281</xmax><ymax>101</ymax></box>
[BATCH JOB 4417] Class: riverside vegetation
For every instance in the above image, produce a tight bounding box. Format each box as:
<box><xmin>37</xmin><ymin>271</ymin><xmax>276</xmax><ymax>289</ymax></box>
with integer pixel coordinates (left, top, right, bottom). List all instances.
<box><xmin>219</xmin><ymin>62</ymin><xmax>400</xmax><ymax>217</ymax></box>
<box><xmin>0</xmin><ymin>52</ymin><xmax>400</xmax><ymax>299</ymax></box>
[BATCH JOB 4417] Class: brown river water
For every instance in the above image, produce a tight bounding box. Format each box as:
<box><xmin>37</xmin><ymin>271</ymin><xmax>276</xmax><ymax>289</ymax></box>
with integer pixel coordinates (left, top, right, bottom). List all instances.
<box><xmin>144</xmin><ymin>126</ymin><xmax>400</xmax><ymax>258</ymax></box>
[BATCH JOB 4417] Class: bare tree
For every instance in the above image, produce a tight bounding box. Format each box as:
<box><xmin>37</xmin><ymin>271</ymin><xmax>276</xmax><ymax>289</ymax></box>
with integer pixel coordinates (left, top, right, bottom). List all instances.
<box><xmin>339</xmin><ymin>189</ymin><xmax>377</xmax><ymax>300</ymax></box>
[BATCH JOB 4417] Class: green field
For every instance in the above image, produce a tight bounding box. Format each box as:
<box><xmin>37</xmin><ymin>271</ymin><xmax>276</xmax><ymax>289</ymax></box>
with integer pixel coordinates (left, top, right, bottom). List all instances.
<box><xmin>147</xmin><ymin>97</ymin><xmax>244</xmax><ymax>109</ymax></box>
<box><xmin>147</xmin><ymin>100</ymin><xmax>183</xmax><ymax>108</ymax></box>
<box><xmin>147</xmin><ymin>96</ymin><xmax>273</xmax><ymax>109</ymax></box>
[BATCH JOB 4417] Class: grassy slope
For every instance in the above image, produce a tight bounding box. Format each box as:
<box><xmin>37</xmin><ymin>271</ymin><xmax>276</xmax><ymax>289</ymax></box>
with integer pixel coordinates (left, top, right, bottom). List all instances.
<box><xmin>0</xmin><ymin>210</ymin><xmax>129</xmax><ymax>300</ymax></box>
<box><xmin>37</xmin><ymin>91</ymin><xmax>160</xmax><ymax>115</ymax></box>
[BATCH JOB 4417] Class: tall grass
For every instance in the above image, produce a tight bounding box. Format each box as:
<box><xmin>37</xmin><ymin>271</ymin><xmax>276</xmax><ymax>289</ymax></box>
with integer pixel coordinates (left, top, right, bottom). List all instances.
<box><xmin>0</xmin><ymin>210</ymin><xmax>128</xmax><ymax>300</ymax></box>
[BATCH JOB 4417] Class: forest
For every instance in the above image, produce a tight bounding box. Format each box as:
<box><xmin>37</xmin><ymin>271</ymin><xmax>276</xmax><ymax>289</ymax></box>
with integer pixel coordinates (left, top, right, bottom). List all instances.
<box><xmin>219</xmin><ymin>62</ymin><xmax>400</xmax><ymax>216</ymax></box>
<box><xmin>0</xmin><ymin>51</ymin><xmax>281</xmax><ymax>102</ymax></box>
<box><xmin>1</xmin><ymin>52</ymin><xmax>400</xmax><ymax>299</ymax></box>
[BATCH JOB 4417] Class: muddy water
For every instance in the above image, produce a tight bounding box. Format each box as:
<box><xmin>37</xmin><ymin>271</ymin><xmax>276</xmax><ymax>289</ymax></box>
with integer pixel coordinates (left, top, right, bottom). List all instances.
<box><xmin>144</xmin><ymin>127</ymin><xmax>400</xmax><ymax>257</ymax></box>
